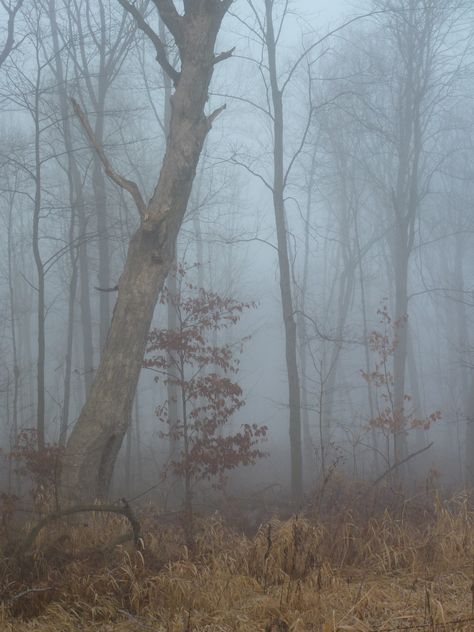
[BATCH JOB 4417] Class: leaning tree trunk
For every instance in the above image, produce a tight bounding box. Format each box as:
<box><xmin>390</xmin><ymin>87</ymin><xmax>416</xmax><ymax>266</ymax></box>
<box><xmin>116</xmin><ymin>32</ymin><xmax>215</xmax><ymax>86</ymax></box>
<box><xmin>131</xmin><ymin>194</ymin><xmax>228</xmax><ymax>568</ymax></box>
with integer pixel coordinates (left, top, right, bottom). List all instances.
<box><xmin>59</xmin><ymin>0</ymin><xmax>232</xmax><ymax>505</ymax></box>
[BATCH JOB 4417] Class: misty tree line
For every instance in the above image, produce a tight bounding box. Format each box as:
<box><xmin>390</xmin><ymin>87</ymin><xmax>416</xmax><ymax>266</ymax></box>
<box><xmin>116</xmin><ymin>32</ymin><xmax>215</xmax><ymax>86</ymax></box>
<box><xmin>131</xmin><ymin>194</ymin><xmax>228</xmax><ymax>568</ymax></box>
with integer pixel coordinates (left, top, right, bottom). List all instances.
<box><xmin>0</xmin><ymin>0</ymin><xmax>473</xmax><ymax>506</ymax></box>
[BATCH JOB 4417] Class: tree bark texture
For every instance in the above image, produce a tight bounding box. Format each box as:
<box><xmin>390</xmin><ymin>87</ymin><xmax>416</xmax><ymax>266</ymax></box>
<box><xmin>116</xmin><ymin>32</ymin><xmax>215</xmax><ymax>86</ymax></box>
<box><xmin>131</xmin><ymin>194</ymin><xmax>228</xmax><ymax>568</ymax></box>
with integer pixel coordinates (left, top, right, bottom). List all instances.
<box><xmin>59</xmin><ymin>0</ymin><xmax>231</xmax><ymax>505</ymax></box>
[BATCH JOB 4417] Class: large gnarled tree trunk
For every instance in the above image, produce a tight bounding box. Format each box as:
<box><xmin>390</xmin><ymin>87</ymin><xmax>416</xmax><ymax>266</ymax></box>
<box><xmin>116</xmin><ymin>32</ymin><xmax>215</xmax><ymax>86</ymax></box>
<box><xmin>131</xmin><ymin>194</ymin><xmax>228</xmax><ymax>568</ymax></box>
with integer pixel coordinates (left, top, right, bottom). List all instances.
<box><xmin>59</xmin><ymin>0</ymin><xmax>232</xmax><ymax>505</ymax></box>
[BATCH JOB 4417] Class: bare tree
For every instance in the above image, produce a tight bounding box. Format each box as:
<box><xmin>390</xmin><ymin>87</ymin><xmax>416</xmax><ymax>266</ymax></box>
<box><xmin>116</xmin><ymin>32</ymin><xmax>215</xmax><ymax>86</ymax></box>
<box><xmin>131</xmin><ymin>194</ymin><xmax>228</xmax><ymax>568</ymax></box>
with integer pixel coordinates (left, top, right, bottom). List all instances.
<box><xmin>3</xmin><ymin>8</ymin><xmax>51</xmax><ymax>450</ymax></box>
<box><xmin>65</xmin><ymin>0</ymin><xmax>138</xmax><ymax>350</ymax></box>
<box><xmin>328</xmin><ymin>0</ymin><xmax>472</xmax><ymax>472</ymax></box>
<box><xmin>59</xmin><ymin>0</ymin><xmax>232</xmax><ymax>504</ymax></box>
<box><xmin>46</xmin><ymin>0</ymin><xmax>84</xmax><ymax>445</ymax></box>
<box><xmin>231</xmin><ymin>0</ymin><xmax>320</xmax><ymax>501</ymax></box>
<box><xmin>374</xmin><ymin>0</ymin><xmax>470</xmax><ymax>468</ymax></box>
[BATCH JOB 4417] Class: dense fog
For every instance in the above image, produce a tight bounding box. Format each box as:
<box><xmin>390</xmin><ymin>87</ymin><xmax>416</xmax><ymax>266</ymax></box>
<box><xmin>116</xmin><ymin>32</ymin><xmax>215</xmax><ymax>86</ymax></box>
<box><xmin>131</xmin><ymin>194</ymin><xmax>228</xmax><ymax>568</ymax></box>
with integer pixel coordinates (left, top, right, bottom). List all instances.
<box><xmin>1</xmin><ymin>0</ymin><xmax>474</xmax><ymax>507</ymax></box>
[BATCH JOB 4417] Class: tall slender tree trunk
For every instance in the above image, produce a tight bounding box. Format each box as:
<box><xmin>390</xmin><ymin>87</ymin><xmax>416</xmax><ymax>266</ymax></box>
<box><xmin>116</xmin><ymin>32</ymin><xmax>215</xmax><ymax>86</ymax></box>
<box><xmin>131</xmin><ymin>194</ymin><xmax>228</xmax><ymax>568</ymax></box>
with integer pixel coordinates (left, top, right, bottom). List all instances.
<box><xmin>32</xmin><ymin>64</ymin><xmax>46</xmax><ymax>451</ymax></box>
<box><xmin>160</xmin><ymin>16</ymin><xmax>180</xmax><ymax>465</ymax></box>
<box><xmin>392</xmin><ymin>233</ymin><xmax>410</xmax><ymax>467</ymax></box>
<box><xmin>7</xmin><ymin>194</ymin><xmax>19</xmax><ymax>443</ymax></box>
<box><xmin>48</xmin><ymin>0</ymin><xmax>81</xmax><ymax>445</ymax></box>
<box><xmin>17</xmin><ymin>245</ymin><xmax>35</xmax><ymax>428</ymax></box>
<box><xmin>60</xmin><ymin>250</ymin><xmax>79</xmax><ymax>447</ymax></box>
<box><xmin>265</xmin><ymin>0</ymin><xmax>303</xmax><ymax>502</ymax></box>
<box><xmin>77</xmin><ymin>190</ymin><xmax>94</xmax><ymax>398</ymax></box>
<box><xmin>450</xmin><ymin>231</ymin><xmax>472</xmax><ymax>483</ymax></box>
<box><xmin>354</xmin><ymin>215</ymin><xmax>378</xmax><ymax>471</ymax></box>
<box><xmin>406</xmin><ymin>325</ymin><xmax>425</xmax><ymax>451</ymax></box>
<box><xmin>297</xmin><ymin>149</ymin><xmax>316</xmax><ymax>485</ymax></box>
<box><xmin>388</xmin><ymin>0</ymin><xmax>423</xmax><ymax>473</ymax></box>
<box><xmin>322</xmin><ymin>264</ymin><xmax>355</xmax><ymax>440</ymax></box>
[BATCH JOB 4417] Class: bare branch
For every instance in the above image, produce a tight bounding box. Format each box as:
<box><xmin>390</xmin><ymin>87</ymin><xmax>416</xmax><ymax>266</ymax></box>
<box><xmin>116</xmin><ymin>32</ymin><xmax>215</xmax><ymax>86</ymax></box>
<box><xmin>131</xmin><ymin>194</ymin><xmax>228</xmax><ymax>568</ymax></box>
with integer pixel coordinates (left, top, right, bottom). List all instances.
<box><xmin>95</xmin><ymin>285</ymin><xmax>119</xmax><ymax>292</ymax></box>
<box><xmin>214</xmin><ymin>46</ymin><xmax>235</xmax><ymax>64</ymax></box>
<box><xmin>214</xmin><ymin>234</ymin><xmax>278</xmax><ymax>252</ymax></box>
<box><xmin>281</xmin><ymin>10</ymin><xmax>387</xmax><ymax>95</ymax></box>
<box><xmin>0</xmin><ymin>0</ymin><xmax>24</xmax><ymax>69</ymax></box>
<box><xmin>283</xmin><ymin>106</ymin><xmax>315</xmax><ymax>189</ymax></box>
<box><xmin>228</xmin><ymin>9</ymin><xmax>265</xmax><ymax>44</ymax></box>
<box><xmin>210</xmin><ymin>90</ymin><xmax>273</xmax><ymax>119</ymax></box>
<box><xmin>117</xmin><ymin>0</ymin><xmax>180</xmax><ymax>85</ymax></box>
<box><xmin>16</xmin><ymin>499</ymin><xmax>143</xmax><ymax>558</ymax></box>
<box><xmin>229</xmin><ymin>155</ymin><xmax>274</xmax><ymax>193</ymax></box>
<box><xmin>295</xmin><ymin>309</ymin><xmax>363</xmax><ymax>346</ymax></box>
<box><xmin>152</xmin><ymin>0</ymin><xmax>182</xmax><ymax>43</ymax></box>
<box><xmin>207</xmin><ymin>103</ymin><xmax>226</xmax><ymax>126</ymax></box>
<box><xmin>246</xmin><ymin>0</ymin><xmax>266</xmax><ymax>38</ymax></box>
<box><xmin>71</xmin><ymin>98</ymin><xmax>147</xmax><ymax>219</ymax></box>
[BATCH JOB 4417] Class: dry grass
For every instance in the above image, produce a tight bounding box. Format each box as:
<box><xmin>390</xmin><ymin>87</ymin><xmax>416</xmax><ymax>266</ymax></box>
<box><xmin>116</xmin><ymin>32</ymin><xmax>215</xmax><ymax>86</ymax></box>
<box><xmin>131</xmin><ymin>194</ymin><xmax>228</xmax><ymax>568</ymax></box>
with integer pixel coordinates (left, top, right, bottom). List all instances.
<box><xmin>1</xmin><ymin>485</ymin><xmax>474</xmax><ymax>631</ymax></box>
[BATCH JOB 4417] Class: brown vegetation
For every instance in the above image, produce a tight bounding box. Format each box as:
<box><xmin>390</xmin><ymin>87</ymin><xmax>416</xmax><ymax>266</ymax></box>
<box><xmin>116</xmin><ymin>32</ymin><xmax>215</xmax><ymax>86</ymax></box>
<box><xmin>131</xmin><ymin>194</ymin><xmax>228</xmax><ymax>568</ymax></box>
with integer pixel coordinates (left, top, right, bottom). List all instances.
<box><xmin>1</xmin><ymin>482</ymin><xmax>474</xmax><ymax>631</ymax></box>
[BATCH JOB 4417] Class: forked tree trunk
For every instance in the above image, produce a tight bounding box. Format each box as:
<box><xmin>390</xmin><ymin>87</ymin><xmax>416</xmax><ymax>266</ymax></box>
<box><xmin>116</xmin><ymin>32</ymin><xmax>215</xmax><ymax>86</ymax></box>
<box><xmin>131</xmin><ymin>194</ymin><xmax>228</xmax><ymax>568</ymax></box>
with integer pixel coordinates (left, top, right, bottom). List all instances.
<box><xmin>59</xmin><ymin>0</ymin><xmax>232</xmax><ymax>505</ymax></box>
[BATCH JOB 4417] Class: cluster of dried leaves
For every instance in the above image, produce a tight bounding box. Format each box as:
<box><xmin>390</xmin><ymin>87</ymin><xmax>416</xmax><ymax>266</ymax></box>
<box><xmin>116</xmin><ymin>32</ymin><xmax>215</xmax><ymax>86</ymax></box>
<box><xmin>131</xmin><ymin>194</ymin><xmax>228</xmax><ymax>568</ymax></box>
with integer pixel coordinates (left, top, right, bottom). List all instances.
<box><xmin>1</xmin><ymin>482</ymin><xmax>474</xmax><ymax>631</ymax></box>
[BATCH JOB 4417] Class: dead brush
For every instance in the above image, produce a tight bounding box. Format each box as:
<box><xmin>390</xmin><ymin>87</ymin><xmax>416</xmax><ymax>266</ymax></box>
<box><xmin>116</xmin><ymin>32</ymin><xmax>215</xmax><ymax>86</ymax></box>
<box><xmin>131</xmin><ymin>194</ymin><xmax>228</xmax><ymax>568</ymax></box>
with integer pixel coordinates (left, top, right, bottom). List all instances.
<box><xmin>2</xmin><ymin>491</ymin><xmax>474</xmax><ymax>631</ymax></box>
<box><xmin>359</xmin><ymin>510</ymin><xmax>418</xmax><ymax>573</ymax></box>
<box><xmin>249</xmin><ymin>516</ymin><xmax>324</xmax><ymax>591</ymax></box>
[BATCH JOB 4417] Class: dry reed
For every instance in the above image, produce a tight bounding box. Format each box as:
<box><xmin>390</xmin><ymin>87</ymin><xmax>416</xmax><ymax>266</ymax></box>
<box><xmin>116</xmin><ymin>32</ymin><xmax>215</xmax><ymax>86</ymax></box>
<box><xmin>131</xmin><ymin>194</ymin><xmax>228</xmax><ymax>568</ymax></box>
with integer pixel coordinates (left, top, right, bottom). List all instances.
<box><xmin>1</xmin><ymin>486</ymin><xmax>473</xmax><ymax>631</ymax></box>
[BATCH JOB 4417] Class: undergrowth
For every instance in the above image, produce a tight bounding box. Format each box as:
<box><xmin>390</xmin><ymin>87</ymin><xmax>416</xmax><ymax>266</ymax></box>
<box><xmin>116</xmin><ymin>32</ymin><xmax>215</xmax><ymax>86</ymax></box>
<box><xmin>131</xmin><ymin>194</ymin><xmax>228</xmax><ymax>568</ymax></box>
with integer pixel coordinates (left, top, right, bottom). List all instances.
<box><xmin>1</xmin><ymin>481</ymin><xmax>474</xmax><ymax>631</ymax></box>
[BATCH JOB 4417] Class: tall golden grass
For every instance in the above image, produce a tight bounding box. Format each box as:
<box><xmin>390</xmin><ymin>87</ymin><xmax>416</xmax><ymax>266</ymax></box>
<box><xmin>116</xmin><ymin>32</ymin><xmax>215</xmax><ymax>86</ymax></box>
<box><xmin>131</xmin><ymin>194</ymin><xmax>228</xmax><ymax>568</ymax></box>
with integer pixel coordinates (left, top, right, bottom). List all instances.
<box><xmin>1</xmin><ymin>483</ymin><xmax>473</xmax><ymax>631</ymax></box>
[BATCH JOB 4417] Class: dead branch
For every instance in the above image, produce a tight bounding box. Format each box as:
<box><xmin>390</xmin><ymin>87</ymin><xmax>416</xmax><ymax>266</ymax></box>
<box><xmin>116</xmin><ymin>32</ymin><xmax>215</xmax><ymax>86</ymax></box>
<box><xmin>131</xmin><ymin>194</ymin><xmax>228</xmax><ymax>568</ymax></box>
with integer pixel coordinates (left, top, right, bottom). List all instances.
<box><xmin>94</xmin><ymin>285</ymin><xmax>119</xmax><ymax>293</ymax></box>
<box><xmin>214</xmin><ymin>47</ymin><xmax>235</xmax><ymax>64</ymax></box>
<box><xmin>207</xmin><ymin>103</ymin><xmax>227</xmax><ymax>126</ymax></box>
<box><xmin>1</xmin><ymin>586</ymin><xmax>54</xmax><ymax>603</ymax></box>
<box><xmin>71</xmin><ymin>98</ymin><xmax>147</xmax><ymax>219</ymax></box>
<box><xmin>371</xmin><ymin>442</ymin><xmax>434</xmax><ymax>488</ymax></box>
<box><xmin>15</xmin><ymin>499</ymin><xmax>143</xmax><ymax>558</ymax></box>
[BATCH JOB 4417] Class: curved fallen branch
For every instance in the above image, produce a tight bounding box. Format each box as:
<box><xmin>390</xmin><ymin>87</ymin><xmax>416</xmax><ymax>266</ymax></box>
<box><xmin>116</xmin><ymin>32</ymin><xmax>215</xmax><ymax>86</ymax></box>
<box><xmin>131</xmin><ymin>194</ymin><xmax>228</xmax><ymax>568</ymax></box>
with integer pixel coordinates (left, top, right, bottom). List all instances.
<box><xmin>15</xmin><ymin>498</ymin><xmax>143</xmax><ymax>558</ymax></box>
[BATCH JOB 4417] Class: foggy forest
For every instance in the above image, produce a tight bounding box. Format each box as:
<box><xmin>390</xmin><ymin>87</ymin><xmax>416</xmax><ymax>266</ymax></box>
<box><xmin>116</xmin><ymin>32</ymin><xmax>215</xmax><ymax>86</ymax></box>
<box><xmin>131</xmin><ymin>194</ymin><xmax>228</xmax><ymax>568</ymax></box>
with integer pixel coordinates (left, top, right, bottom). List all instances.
<box><xmin>1</xmin><ymin>0</ymin><xmax>474</xmax><ymax>630</ymax></box>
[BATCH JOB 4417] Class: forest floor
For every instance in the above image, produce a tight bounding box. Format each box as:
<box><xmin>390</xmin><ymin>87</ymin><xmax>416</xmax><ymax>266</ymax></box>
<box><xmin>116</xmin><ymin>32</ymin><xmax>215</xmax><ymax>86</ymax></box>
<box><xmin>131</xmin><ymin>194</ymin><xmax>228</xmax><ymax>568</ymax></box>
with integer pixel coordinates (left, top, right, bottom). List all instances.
<box><xmin>1</xmin><ymin>481</ymin><xmax>474</xmax><ymax>631</ymax></box>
